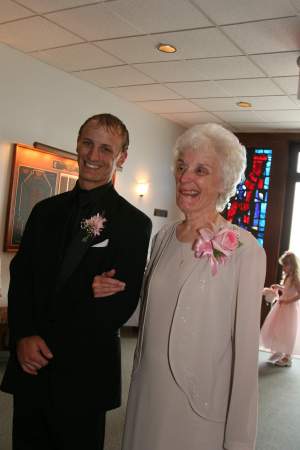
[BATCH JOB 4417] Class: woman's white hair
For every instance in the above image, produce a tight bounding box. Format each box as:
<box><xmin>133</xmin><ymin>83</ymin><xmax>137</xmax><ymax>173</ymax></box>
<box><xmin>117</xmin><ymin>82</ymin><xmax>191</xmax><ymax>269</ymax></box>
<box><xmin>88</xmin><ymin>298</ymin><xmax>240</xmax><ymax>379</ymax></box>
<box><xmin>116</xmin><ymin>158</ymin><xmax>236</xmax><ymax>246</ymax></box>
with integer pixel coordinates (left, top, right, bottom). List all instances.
<box><xmin>173</xmin><ymin>123</ymin><xmax>247</xmax><ymax>211</ymax></box>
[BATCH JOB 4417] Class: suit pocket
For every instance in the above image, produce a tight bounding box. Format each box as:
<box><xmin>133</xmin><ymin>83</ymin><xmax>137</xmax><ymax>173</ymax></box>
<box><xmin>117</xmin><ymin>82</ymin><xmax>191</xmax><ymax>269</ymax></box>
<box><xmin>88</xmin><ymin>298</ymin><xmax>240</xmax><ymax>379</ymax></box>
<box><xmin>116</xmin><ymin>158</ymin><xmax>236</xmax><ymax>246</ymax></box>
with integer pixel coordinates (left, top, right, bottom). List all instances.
<box><xmin>91</xmin><ymin>238</ymin><xmax>109</xmax><ymax>248</ymax></box>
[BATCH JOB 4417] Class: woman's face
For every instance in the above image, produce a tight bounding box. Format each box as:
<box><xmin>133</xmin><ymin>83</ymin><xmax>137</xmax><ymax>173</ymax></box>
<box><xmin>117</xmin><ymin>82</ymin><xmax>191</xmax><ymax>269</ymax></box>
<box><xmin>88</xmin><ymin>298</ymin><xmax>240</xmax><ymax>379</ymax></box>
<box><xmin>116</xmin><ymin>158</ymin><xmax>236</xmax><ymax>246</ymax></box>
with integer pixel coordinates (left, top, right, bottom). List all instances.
<box><xmin>175</xmin><ymin>146</ymin><xmax>223</xmax><ymax>216</ymax></box>
<box><xmin>283</xmin><ymin>262</ymin><xmax>292</xmax><ymax>275</ymax></box>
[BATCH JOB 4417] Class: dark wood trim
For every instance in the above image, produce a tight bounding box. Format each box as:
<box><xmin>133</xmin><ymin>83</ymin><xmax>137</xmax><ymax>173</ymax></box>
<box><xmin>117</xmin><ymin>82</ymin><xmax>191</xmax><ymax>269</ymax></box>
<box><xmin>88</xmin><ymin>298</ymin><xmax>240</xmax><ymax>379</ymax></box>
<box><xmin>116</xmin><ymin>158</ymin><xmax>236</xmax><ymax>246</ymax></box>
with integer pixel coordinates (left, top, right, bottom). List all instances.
<box><xmin>236</xmin><ymin>133</ymin><xmax>300</xmax><ymax>325</ymax></box>
<box><xmin>279</xmin><ymin>142</ymin><xmax>300</xmax><ymax>262</ymax></box>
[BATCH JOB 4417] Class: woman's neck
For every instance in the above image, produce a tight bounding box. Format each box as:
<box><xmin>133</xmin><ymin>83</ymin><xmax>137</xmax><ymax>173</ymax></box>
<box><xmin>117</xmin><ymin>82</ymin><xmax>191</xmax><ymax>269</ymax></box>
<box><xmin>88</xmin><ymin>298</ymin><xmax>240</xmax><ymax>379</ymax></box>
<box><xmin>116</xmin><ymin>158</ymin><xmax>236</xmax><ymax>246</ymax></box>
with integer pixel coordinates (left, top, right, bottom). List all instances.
<box><xmin>177</xmin><ymin>210</ymin><xmax>223</xmax><ymax>242</ymax></box>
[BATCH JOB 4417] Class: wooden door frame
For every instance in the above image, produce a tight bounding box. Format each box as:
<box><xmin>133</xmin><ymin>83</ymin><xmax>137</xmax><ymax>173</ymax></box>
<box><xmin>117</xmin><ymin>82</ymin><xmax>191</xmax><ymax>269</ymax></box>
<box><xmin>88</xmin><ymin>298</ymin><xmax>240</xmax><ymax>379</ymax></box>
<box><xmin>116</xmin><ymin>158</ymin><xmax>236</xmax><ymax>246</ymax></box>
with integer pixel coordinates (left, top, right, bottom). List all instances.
<box><xmin>279</xmin><ymin>142</ymin><xmax>300</xmax><ymax>278</ymax></box>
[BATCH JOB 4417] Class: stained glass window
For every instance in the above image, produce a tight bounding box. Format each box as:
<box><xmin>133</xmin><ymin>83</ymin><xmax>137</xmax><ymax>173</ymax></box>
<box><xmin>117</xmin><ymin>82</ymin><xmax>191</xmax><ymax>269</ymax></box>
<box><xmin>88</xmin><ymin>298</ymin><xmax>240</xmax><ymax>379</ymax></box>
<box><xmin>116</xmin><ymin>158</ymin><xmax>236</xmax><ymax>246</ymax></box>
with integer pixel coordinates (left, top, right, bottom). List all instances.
<box><xmin>224</xmin><ymin>148</ymin><xmax>272</xmax><ymax>246</ymax></box>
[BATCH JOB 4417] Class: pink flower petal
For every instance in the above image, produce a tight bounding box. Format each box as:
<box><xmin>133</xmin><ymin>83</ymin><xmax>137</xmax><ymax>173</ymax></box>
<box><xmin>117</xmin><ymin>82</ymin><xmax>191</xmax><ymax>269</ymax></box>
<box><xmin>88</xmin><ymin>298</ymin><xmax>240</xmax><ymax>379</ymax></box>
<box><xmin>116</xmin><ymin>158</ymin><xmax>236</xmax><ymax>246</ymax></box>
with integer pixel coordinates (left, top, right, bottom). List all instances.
<box><xmin>193</xmin><ymin>225</ymin><xmax>241</xmax><ymax>275</ymax></box>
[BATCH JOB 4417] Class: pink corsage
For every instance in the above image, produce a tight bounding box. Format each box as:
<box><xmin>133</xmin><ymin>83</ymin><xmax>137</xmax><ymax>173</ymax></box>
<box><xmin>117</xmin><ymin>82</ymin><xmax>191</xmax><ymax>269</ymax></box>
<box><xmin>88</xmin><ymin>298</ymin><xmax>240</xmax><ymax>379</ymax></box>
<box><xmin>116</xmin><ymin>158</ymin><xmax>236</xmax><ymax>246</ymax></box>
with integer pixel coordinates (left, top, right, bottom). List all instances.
<box><xmin>193</xmin><ymin>226</ymin><xmax>241</xmax><ymax>276</ymax></box>
<box><xmin>81</xmin><ymin>213</ymin><xmax>106</xmax><ymax>242</ymax></box>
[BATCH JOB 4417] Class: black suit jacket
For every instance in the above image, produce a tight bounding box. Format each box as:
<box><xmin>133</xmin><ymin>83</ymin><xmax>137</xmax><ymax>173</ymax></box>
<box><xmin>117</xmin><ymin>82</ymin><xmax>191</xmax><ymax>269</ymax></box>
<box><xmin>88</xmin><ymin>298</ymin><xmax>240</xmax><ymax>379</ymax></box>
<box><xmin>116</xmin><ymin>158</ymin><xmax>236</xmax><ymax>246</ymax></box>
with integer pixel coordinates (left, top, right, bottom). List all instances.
<box><xmin>1</xmin><ymin>184</ymin><xmax>152</xmax><ymax>411</ymax></box>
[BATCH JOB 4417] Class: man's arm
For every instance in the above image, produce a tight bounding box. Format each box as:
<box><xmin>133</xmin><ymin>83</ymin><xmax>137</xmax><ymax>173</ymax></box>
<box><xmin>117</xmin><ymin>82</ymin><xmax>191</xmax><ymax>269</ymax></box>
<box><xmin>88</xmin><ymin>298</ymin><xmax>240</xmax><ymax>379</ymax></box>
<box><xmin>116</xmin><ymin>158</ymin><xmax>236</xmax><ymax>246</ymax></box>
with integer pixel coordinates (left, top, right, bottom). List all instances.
<box><xmin>91</xmin><ymin>215</ymin><xmax>152</xmax><ymax>330</ymax></box>
<box><xmin>8</xmin><ymin>205</ymin><xmax>39</xmax><ymax>343</ymax></box>
<box><xmin>8</xmin><ymin>204</ymin><xmax>53</xmax><ymax>374</ymax></box>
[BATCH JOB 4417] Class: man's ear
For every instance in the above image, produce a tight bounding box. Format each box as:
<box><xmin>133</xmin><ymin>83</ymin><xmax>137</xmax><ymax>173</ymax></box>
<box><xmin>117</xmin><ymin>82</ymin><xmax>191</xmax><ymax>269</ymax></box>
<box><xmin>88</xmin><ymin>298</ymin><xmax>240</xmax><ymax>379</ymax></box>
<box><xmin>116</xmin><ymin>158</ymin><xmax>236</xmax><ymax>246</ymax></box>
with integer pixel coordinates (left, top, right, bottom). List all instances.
<box><xmin>117</xmin><ymin>150</ymin><xmax>128</xmax><ymax>169</ymax></box>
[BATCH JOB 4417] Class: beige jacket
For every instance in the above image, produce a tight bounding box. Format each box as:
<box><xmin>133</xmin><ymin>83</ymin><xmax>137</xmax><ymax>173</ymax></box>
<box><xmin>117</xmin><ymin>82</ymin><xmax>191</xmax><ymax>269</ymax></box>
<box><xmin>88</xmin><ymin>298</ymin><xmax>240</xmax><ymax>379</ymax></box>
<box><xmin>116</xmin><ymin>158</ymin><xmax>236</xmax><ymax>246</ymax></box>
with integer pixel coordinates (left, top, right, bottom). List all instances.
<box><xmin>134</xmin><ymin>221</ymin><xmax>266</xmax><ymax>450</ymax></box>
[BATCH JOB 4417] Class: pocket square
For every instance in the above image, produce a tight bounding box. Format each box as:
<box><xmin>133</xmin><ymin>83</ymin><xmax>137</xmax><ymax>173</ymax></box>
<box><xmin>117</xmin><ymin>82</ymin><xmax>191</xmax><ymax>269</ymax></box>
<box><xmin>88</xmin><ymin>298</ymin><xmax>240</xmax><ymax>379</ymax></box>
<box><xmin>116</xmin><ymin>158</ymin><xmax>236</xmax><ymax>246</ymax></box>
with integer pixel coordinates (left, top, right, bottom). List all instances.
<box><xmin>91</xmin><ymin>239</ymin><xmax>109</xmax><ymax>248</ymax></box>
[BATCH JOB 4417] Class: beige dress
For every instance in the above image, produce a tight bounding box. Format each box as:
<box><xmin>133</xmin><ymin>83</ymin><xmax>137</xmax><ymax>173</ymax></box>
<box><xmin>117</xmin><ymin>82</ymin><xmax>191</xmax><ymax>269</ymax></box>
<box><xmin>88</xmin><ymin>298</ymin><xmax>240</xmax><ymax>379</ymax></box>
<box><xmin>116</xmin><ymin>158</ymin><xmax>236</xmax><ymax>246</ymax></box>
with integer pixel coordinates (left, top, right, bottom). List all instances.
<box><xmin>122</xmin><ymin>230</ymin><xmax>226</xmax><ymax>450</ymax></box>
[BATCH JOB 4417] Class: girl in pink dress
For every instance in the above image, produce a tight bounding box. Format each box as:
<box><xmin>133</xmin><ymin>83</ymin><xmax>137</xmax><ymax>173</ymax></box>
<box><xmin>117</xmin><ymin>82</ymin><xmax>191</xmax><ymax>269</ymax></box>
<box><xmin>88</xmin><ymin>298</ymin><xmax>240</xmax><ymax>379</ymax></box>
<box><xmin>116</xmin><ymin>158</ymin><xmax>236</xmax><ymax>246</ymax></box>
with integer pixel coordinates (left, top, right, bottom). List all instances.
<box><xmin>261</xmin><ymin>251</ymin><xmax>300</xmax><ymax>366</ymax></box>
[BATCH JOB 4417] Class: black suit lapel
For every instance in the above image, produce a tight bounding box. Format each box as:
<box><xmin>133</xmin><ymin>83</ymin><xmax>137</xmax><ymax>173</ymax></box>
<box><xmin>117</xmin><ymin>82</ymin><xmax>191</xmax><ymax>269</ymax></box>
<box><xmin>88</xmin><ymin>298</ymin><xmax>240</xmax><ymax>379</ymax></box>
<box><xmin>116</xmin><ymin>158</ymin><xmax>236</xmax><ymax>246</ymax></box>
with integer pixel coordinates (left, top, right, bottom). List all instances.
<box><xmin>57</xmin><ymin>186</ymin><xmax>120</xmax><ymax>289</ymax></box>
<box><xmin>57</xmin><ymin>229</ymin><xmax>92</xmax><ymax>288</ymax></box>
<box><xmin>49</xmin><ymin>190</ymin><xmax>77</xmax><ymax>270</ymax></box>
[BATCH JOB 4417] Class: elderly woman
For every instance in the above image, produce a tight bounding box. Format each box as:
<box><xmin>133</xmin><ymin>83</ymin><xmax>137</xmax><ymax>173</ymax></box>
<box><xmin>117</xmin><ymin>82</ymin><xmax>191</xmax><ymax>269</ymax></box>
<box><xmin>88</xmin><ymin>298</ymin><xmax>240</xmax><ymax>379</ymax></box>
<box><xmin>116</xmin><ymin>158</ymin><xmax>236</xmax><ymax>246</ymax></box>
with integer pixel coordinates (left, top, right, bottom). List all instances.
<box><xmin>121</xmin><ymin>123</ymin><xmax>266</xmax><ymax>450</ymax></box>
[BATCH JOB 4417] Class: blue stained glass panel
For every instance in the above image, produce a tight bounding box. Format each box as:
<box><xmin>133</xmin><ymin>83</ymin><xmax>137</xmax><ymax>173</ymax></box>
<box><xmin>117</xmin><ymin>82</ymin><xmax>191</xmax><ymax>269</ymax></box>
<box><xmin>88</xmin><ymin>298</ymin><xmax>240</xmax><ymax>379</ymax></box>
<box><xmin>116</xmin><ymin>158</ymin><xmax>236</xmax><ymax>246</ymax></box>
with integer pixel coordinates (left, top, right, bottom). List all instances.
<box><xmin>224</xmin><ymin>148</ymin><xmax>272</xmax><ymax>246</ymax></box>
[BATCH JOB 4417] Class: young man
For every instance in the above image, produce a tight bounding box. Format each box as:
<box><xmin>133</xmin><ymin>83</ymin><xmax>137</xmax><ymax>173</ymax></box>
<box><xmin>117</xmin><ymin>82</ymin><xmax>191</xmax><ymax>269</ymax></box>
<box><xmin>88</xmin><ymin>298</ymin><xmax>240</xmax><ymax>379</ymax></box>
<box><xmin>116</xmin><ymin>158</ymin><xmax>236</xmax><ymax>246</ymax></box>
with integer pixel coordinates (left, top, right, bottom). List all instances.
<box><xmin>1</xmin><ymin>114</ymin><xmax>152</xmax><ymax>450</ymax></box>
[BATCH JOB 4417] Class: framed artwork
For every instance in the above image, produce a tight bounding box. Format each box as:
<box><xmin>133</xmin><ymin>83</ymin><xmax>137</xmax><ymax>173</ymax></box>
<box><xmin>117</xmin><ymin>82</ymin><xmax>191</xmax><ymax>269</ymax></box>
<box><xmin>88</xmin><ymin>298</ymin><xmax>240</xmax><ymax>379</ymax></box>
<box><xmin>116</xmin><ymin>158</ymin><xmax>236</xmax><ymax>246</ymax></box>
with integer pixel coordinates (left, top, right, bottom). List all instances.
<box><xmin>4</xmin><ymin>143</ymin><xmax>78</xmax><ymax>252</ymax></box>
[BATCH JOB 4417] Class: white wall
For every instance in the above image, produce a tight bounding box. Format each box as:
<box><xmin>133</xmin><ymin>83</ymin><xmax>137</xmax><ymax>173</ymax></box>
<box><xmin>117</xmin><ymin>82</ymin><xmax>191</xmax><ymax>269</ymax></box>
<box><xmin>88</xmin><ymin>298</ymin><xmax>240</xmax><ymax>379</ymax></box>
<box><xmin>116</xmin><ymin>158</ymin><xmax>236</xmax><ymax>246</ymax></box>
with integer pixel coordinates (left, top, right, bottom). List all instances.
<box><xmin>0</xmin><ymin>43</ymin><xmax>183</xmax><ymax>305</ymax></box>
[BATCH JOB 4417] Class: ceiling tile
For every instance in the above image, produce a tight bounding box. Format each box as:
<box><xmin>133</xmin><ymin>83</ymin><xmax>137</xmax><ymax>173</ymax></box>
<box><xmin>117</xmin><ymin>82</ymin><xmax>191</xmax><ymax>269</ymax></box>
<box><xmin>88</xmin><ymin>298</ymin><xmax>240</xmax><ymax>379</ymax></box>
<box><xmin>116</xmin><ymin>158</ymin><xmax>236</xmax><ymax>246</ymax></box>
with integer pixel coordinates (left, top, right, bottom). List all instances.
<box><xmin>223</xmin><ymin>17</ymin><xmax>300</xmax><ymax>54</ymax></box>
<box><xmin>185</xmin><ymin>56</ymin><xmax>264</xmax><ymax>80</ymax></box>
<box><xmin>133</xmin><ymin>60</ymin><xmax>208</xmax><ymax>82</ymax></box>
<box><xmin>161</xmin><ymin>111</ymin><xmax>225</xmax><ymax>127</ymax></box>
<box><xmin>135</xmin><ymin>56</ymin><xmax>264</xmax><ymax>83</ymax></box>
<box><xmin>108</xmin><ymin>84</ymin><xmax>181</xmax><ymax>101</ymax></box>
<box><xmin>106</xmin><ymin>0</ymin><xmax>212</xmax><ymax>33</ymax></box>
<box><xmin>216</xmin><ymin>78</ymin><xmax>284</xmax><ymax>96</ymax></box>
<box><xmin>158</xmin><ymin>113</ymin><xmax>188</xmax><ymax>127</ymax></box>
<box><xmin>192</xmin><ymin>0</ymin><xmax>296</xmax><ymax>25</ymax></box>
<box><xmin>290</xmin><ymin>0</ymin><xmax>300</xmax><ymax>12</ymax></box>
<box><xmin>97</xmin><ymin>28</ymin><xmax>240</xmax><ymax>63</ymax></box>
<box><xmin>96</xmin><ymin>35</ymin><xmax>173</xmax><ymax>64</ymax></box>
<box><xmin>31</xmin><ymin>43</ymin><xmax>123</xmax><ymax>71</ymax></box>
<box><xmin>215</xmin><ymin>110</ymin><xmax>264</xmax><ymax>122</ymax></box>
<box><xmin>138</xmin><ymin>99</ymin><xmax>201</xmax><ymax>113</ymax></box>
<box><xmin>232</xmin><ymin>122</ymin><xmax>300</xmax><ymax>131</ymax></box>
<box><xmin>251</xmin><ymin>51</ymin><xmax>300</xmax><ymax>76</ymax></box>
<box><xmin>273</xmin><ymin>76</ymin><xmax>298</xmax><ymax>94</ymax></box>
<box><xmin>14</xmin><ymin>0</ymin><xmax>99</xmax><ymax>13</ymax></box>
<box><xmin>239</xmin><ymin>95</ymin><xmax>300</xmax><ymax>110</ymax></box>
<box><xmin>290</xmin><ymin>95</ymin><xmax>300</xmax><ymax>107</ymax></box>
<box><xmin>152</xmin><ymin>28</ymin><xmax>241</xmax><ymax>59</ymax></box>
<box><xmin>191</xmin><ymin>97</ymin><xmax>240</xmax><ymax>111</ymax></box>
<box><xmin>74</xmin><ymin>65</ymin><xmax>154</xmax><ymax>87</ymax></box>
<box><xmin>97</xmin><ymin>28</ymin><xmax>242</xmax><ymax>65</ymax></box>
<box><xmin>160</xmin><ymin>111</ymin><xmax>224</xmax><ymax>127</ymax></box>
<box><xmin>0</xmin><ymin>0</ymin><xmax>33</xmax><ymax>23</ymax></box>
<box><xmin>0</xmin><ymin>0</ymin><xmax>299</xmax><ymax>133</ymax></box>
<box><xmin>192</xmin><ymin>95</ymin><xmax>300</xmax><ymax>111</ymax></box>
<box><xmin>0</xmin><ymin>16</ymin><xmax>82</xmax><ymax>52</ymax></box>
<box><xmin>46</xmin><ymin>3</ymin><xmax>141</xmax><ymax>40</ymax></box>
<box><xmin>165</xmin><ymin>81</ymin><xmax>230</xmax><ymax>98</ymax></box>
<box><xmin>257</xmin><ymin>110</ymin><xmax>300</xmax><ymax>122</ymax></box>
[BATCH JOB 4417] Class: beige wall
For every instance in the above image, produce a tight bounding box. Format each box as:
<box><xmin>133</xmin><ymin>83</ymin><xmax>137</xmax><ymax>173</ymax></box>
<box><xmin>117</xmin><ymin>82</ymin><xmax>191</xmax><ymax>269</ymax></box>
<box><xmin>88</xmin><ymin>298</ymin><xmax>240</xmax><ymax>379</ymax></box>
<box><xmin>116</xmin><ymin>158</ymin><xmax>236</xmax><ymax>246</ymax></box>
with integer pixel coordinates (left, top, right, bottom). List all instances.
<box><xmin>0</xmin><ymin>43</ymin><xmax>183</xmax><ymax>304</ymax></box>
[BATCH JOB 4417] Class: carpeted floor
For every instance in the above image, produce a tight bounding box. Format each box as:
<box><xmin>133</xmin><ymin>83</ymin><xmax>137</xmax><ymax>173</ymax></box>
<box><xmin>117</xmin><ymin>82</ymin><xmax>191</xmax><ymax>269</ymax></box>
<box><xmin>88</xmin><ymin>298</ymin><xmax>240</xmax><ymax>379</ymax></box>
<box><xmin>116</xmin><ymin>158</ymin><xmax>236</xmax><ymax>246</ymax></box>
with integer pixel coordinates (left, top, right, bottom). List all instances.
<box><xmin>0</xmin><ymin>331</ymin><xmax>300</xmax><ymax>450</ymax></box>
<box><xmin>257</xmin><ymin>352</ymin><xmax>300</xmax><ymax>450</ymax></box>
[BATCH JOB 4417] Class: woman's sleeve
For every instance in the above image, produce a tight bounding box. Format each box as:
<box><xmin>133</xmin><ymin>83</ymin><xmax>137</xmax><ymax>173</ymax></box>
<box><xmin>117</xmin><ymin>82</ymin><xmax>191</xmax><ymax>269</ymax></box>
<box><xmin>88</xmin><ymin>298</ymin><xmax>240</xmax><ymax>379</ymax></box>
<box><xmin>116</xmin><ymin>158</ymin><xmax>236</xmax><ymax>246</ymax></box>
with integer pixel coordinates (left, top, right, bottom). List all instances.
<box><xmin>224</xmin><ymin>240</ymin><xmax>266</xmax><ymax>450</ymax></box>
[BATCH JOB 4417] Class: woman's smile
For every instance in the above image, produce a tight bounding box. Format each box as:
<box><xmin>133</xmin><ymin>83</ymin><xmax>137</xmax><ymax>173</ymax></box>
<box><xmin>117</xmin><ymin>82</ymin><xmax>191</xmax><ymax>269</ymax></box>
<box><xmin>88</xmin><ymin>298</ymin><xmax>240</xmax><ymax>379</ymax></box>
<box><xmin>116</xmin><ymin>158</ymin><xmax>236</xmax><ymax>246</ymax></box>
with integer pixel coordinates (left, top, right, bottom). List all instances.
<box><xmin>175</xmin><ymin>148</ymin><xmax>223</xmax><ymax>216</ymax></box>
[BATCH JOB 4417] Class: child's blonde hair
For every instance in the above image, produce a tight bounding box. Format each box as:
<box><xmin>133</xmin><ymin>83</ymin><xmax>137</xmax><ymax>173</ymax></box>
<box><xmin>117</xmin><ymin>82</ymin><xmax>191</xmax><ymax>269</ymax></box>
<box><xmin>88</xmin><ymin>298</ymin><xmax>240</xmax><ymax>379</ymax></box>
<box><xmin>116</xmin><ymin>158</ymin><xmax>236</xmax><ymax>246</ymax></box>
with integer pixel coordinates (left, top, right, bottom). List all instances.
<box><xmin>279</xmin><ymin>250</ymin><xmax>300</xmax><ymax>285</ymax></box>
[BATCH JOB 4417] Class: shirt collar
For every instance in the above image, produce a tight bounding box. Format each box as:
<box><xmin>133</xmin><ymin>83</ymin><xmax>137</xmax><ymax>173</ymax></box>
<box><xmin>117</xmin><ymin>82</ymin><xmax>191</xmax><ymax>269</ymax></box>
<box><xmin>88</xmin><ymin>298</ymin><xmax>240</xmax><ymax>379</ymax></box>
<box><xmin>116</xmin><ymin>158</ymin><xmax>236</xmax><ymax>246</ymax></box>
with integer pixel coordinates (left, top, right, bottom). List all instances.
<box><xmin>74</xmin><ymin>181</ymin><xmax>113</xmax><ymax>208</ymax></box>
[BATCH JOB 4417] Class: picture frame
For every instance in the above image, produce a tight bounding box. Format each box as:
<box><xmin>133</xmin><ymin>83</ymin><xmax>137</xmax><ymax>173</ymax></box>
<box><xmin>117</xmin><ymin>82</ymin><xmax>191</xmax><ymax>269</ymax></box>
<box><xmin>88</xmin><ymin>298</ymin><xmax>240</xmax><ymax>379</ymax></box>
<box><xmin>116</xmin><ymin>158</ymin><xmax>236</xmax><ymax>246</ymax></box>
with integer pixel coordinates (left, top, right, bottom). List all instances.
<box><xmin>4</xmin><ymin>143</ymin><xmax>79</xmax><ymax>252</ymax></box>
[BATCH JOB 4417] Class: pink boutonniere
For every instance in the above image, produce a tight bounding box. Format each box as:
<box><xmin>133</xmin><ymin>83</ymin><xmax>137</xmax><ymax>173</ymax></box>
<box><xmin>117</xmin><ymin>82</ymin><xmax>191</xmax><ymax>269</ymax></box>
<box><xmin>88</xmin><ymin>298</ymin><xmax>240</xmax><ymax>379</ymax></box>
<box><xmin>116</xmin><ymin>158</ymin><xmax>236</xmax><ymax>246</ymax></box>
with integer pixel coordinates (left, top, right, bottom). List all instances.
<box><xmin>81</xmin><ymin>213</ymin><xmax>106</xmax><ymax>242</ymax></box>
<box><xmin>193</xmin><ymin>226</ymin><xmax>241</xmax><ymax>276</ymax></box>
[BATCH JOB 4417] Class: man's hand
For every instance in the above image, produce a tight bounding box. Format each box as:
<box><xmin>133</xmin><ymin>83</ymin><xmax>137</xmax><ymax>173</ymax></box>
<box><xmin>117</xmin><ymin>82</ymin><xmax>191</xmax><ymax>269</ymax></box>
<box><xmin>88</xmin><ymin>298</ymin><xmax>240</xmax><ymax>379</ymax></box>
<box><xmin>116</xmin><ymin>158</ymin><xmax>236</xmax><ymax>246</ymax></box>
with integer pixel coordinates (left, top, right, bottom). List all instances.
<box><xmin>17</xmin><ymin>336</ymin><xmax>53</xmax><ymax>375</ymax></box>
<box><xmin>92</xmin><ymin>269</ymin><xmax>126</xmax><ymax>298</ymax></box>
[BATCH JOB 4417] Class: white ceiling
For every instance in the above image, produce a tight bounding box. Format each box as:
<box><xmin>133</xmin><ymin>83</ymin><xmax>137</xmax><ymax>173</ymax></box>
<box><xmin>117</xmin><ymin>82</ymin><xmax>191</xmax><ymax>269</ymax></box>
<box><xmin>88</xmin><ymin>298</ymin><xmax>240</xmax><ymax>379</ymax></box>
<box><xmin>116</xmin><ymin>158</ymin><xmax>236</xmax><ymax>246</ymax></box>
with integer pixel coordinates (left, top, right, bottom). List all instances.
<box><xmin>1</xmin><ymin>0</ymin><xmax>300</xmax><ymax>132</ymax></box>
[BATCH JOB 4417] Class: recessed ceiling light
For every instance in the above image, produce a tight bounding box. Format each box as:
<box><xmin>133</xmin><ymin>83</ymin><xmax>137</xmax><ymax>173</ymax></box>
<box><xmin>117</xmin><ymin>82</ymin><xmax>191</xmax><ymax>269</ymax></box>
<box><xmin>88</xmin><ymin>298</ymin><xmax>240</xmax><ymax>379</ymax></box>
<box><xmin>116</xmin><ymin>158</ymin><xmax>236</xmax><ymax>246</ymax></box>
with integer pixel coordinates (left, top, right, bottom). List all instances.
<box><xmin>157</xmin><ymin>43</ymin><xmax>177</xmax><ymax>53</ymax></box>
<box><xmin>237</xmin><ymin>101</ymin><xmax>252</xmax><ymax>108</ymax></box>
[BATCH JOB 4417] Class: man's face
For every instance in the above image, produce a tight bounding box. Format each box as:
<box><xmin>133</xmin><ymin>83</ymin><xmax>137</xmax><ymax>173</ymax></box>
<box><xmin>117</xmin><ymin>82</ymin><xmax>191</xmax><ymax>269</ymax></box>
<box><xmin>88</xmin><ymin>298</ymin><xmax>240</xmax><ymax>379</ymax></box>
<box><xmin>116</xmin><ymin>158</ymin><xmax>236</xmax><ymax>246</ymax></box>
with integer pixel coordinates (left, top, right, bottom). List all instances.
<box><xmin>77</xmin><ymin>120</ymin><xmax>127</xmax><ymax>190</ymax></box>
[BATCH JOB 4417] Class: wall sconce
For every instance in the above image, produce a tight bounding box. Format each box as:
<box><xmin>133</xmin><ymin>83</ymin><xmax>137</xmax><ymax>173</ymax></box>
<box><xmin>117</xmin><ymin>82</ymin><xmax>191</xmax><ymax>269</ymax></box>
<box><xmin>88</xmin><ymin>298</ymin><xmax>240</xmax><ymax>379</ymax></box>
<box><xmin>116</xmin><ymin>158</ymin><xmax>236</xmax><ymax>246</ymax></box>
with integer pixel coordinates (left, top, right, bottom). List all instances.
<box><xmin>136</xmin><ymin>182</ymin><xmax>149</xmax><ymax>197</ymax></box>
